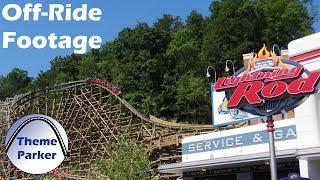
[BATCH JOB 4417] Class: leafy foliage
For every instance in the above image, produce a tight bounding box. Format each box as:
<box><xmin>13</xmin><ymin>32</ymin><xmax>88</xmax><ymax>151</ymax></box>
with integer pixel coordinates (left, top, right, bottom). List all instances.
<box><xmin>0</xmin><ymin>0</ymin><xmax>316</xmax><ymax>124</ymax></box>
<box><xmin>0</xmin><ymin>68</ymin><xmax>33</xmax><ymax>99</ymax></box>
<box><xmin>92</xmin><ymin>131</ymin><xmax>150</xmax><ymax>180</ymax></box>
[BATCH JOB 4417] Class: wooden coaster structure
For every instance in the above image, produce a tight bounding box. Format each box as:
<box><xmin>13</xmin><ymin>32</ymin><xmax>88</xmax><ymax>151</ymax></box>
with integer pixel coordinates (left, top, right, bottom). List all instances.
<box><xmin>0</xmin><ymin>78</ymin><xmax>220</xmax><ymax>179</ymax></box>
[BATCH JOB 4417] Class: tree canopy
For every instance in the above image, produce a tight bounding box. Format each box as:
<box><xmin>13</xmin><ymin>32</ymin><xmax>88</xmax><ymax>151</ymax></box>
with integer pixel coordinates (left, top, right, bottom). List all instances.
<box><xmin>0</xmin><ymin>0</ymin><xmax>316</xmax><ymax>124</ymax></box>
<box><xmin>92</xmin><ymin>130</ymin><xmax>150</xmax><ymax>180</ymax></box>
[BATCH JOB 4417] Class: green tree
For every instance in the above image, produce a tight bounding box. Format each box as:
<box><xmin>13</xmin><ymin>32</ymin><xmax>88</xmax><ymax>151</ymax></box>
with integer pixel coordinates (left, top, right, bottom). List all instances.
<box><xmin>0</xmin><ymin>68</ymin><xmax>33</xmax><ymax>100</ymax></box>
<box><xmin>35</xmin><ymin>54</ymin><xmax>80</xmax><ymax>89</ymax></box>
<box><xmin>78</xmin><ymin>55</ymin><xmax>98</xmax><ymax>79</ymax></box>
<box><xmin>202</xmin><ymin>0</ymin><xmax>314</xmax><ymax>75</ymax></box>
<box><xmin>186</xmin><ymin>10</ymin><xmax>206</xmax><ymax>38</ymax></box>
<box><xmin>93</xmin><ymin>130</ymin><xmax>150</xmax><ymax>180</ymax></box>
<box><xmin>106</xmin><ymin>22</ymin><xmax>173</xmax><ymax>112</ymax></box>
<box><xmin>6</xmin><ymin>68</ymin><xmax>32</xmax><ymax>91</ymax></box>
<box><xmin>154</xmin><ymin>14</ymin><xmax>183</xmax><ymax>33</ymax></box>
<box><xmin>175</xmin><ymin>73</ymin><xmax>210</xmax><ymax>123</ymax></box>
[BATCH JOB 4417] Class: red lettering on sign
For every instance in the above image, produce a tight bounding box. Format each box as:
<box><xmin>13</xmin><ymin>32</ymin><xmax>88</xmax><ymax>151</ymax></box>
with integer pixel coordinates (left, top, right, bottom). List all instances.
<box><xmin>288</xmin><ymin>71</ymin><xmax>320</xmax><ymax>95</ymax></box>
<box><xmin>215</xmin><ymin>67</ymin><xmax>305</xmax><ymax>91</ymax></box>
<box><xmin>228</xmin><ymin>81</ymin><xmax>264</xmax><ymax>108</ymax></box>
<box><xmin>214</xmin><ymin>77</ymin><xmax>227</xmax><ymax>90</ymax></box>
<box><xmin>225</xmin><ymin>71</ymin><xmax>320</xmax><ymax>108</ymax></box>
<box><xmin>261</xmin><ymin>81</ymin><xmax>287</xmax><ymax>99</ymax></box>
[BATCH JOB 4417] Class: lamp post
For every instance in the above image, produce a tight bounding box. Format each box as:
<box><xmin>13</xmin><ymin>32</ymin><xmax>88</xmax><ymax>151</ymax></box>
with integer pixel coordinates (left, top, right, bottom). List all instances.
<box><xmin>206</xmin><ymin>66</ymin><xmax>217</xmax><ymax>82</ymax></box>
<box><xmin>272</xmin><ymin>44</ymin><xmax>281</xmax><ymax>55</ymax></box>
<box><xmin>225</xmin><ymin>60</ymin><xmax>235</xmax><ymax>74</ymax></box>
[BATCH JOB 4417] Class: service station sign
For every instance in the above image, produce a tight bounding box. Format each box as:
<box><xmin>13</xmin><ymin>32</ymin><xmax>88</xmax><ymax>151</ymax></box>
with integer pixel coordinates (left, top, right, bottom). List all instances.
<box><xmin>214</xmin><ymin>45</ymin><xmax>320</xmax><ymax>116</ymax></box>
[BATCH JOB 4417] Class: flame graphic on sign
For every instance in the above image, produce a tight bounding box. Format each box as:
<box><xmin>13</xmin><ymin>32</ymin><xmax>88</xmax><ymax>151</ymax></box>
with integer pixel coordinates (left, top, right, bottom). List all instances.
<box><xmin>258</xmin><ymin>44</ymin><xmax>270</xmax><ymax>60</ymax></box>
<box><xmin>245</xmin><ymin>44</ymin><xmax>287</xmax><ymax>74</ymax></box>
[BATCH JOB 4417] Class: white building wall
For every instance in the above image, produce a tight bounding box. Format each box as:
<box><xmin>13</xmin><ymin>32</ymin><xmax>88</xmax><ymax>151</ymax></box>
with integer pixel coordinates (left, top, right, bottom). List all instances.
<box><xmin>288</xmin><ymin>32</ymin><xmax>320</xmax><ymax>58</ymax></box>
<box><xmin>288</xmin><ymin>32</ymin><xmax>320</xmax><ymax>149</ymax></box>
<box><xmin>299</xmin><ymin>159</ymin><xmax>320</xmax><ymax>179</ymax></box>
<box><xmin>295</xmin><ymin>93</ymin><xmax>320</xmax><ymax>149</ymax></box>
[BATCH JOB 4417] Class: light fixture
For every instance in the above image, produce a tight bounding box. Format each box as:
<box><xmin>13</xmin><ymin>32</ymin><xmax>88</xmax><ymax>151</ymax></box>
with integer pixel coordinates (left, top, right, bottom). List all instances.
<box><xmin>272</xmin><ymin>44</ymin><xmax>281</xmax><ymax>56</ymax></box>
<box><xmin>206</xmin><ymin>66</ymin><xmax>217</xmax><ymax>82</ymax></box>
<box><xmin>225</xmin><ymin>60</ymin><xmax>235</xmax><ymax>74</ymax></box>
<box><xmin>201</xmin><ymin>168</ymin><xmax>207</xmax><ymax>172</ymax></box>
<box><xmin>264</xmin><ymin>160</ymin><xmax>270</xmax><ymax>165</ymax></box>
<box><xmin>206</xmin><ymin>71</ymin><xmax>211</xmax><ymax>78</ymax></box>
<box><xmin>225</xmin><ymin>65</ymin><xmax>230</xmax><ymax>72</ymax></box>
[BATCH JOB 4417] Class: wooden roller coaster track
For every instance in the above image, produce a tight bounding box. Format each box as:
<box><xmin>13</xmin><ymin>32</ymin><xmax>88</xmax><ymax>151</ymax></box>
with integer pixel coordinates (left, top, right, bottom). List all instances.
<box><xmin>0</xmin><ymin>78</ymin><xmax>230</xmax><ymax>179</ymax></box>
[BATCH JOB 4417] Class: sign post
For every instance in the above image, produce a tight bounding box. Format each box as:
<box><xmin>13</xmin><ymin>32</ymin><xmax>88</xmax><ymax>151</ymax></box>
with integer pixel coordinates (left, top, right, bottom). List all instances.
<box><xmin>267</xmin><ymin>116</ymin><xmax>277</xmax><ymax>180</ymax></box>
<box><xmin>213</xmin><ymin>44</ymin><xmax>320</xmax><ymax>180</ymax></box>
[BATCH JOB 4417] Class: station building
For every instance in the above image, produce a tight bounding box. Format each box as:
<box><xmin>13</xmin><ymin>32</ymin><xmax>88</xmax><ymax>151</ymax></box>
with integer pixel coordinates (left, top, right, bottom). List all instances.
<box><xmin>158</xmin><ymin>32</ymin><xmax>320</xmax><ymax>180</ymax></box>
